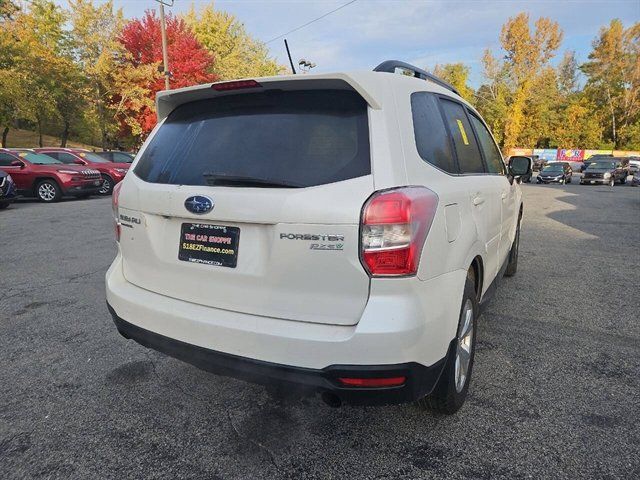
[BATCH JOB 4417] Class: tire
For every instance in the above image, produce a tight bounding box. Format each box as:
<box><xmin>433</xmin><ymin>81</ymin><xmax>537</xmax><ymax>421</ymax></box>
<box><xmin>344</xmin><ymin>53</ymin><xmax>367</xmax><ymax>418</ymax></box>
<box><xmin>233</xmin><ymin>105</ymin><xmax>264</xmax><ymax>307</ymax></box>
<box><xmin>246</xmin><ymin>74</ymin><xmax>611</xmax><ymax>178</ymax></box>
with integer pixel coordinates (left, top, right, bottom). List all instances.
<box><xmin>504</xmin><ymin>215</ymin><xmax>521</xmax><ymax>277</ymax></box>
<box><xmin>417</xmin><ymin>270</ymin><xmax>478</xmax><ymax>415</ymax></box>
<box><xmin>0</xmin><ymin>201</ymin><xmax>10</xmax><ymax>210</ymax></box>
<box><xmin>36</xmin><ymin>179</ymin><xmax>62</xmax><ymax>203</ymax></box>
<box><xmin>567</xmin><ymin>176</ymin><xmax>572</xmax><ymax>184</ymax></box>
<box><xmin>99</xmin><ymin>175</ymin><xmax>113</xmax><ymax>195</ymax></box>
<box><xmin>621</xmin><ymin>176</ymin><xmax>626</xmax><ymax>184</ymax></box>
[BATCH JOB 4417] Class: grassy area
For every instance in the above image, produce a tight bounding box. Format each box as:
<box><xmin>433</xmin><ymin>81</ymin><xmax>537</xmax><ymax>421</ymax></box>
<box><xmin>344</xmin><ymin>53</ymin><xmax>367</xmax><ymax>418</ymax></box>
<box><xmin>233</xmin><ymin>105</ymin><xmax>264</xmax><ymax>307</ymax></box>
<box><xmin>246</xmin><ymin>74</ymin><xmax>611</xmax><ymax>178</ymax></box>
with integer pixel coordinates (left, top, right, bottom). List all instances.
<box><xmin>2</xmin><ymin>128</ymin><xmax>99</xmax><ymax>150</ymax></box>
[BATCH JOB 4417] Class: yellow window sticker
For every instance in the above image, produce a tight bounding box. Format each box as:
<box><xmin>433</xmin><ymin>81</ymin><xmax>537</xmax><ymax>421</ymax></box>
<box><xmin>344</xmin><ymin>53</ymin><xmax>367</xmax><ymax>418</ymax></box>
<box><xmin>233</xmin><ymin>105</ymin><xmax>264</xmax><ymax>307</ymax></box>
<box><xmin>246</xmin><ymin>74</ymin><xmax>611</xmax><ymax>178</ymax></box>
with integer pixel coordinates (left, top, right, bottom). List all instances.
<box><xmin>456</xmin><ymin>119</ymin><xmax>470</xmax><ymax>145</ymax></box>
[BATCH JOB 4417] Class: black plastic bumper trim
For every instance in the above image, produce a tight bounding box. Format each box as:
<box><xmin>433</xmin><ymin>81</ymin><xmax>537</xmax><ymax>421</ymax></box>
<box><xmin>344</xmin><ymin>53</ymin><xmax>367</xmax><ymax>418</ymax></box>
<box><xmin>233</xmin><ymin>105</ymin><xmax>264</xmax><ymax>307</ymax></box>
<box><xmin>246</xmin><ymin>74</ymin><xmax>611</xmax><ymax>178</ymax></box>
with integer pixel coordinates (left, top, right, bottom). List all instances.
<box><xmin>107</xmin><ymin>303</ymin><xmax>448</xmax><ymax>406</ymax></box>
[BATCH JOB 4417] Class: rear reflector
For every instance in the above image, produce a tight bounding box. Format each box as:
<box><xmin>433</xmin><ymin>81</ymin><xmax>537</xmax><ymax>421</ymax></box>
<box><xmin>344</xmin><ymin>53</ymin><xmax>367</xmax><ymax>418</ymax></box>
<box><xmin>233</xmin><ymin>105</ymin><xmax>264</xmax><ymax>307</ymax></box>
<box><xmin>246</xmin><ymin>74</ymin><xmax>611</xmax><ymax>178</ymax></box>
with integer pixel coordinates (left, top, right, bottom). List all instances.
<box><xmin>211</xmin><ymin>79</ymin><xmax>262</xmax><ymax>91</ymax></box>
<box><xmin>338</xmin><ymin>376</ymin><xmax>406</xmax><ymax>388</ymax></box>
<box><xmin>112</xmin><ymin>181</ymin><xmax>123</xmax><ymax>242</ymax></box>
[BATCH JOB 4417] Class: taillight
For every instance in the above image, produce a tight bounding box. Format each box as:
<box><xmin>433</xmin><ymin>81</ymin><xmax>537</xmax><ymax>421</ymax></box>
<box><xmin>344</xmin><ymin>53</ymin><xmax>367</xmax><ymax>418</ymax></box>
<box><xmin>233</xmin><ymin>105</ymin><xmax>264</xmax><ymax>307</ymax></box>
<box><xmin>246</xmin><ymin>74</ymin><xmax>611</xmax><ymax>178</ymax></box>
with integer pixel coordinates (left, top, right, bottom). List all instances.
<box><xmin>211</xmin><ymin>79</ymin><xmax>261</xmax><ymax>91</ymax></box>
<box><xmin>360</xmin><ymin>187</ymin><xmax>438</xmax><ymax>277</ymax></box>
<box><xmin>112</xmin><ymin>181</ymin><xmax>123</xmax><ymax>242</ymax></box>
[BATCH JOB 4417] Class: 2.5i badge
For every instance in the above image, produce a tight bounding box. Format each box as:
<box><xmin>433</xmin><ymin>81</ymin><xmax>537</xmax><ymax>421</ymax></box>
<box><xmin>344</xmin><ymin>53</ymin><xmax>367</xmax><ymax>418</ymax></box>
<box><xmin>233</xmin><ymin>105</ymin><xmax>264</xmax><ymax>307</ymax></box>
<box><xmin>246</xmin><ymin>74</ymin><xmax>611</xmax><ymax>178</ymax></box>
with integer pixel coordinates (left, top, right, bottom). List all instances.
<box><xmin>280</xmin><ymin>233</ymin><xmax>345</xmax><ymax>251</ymax></box>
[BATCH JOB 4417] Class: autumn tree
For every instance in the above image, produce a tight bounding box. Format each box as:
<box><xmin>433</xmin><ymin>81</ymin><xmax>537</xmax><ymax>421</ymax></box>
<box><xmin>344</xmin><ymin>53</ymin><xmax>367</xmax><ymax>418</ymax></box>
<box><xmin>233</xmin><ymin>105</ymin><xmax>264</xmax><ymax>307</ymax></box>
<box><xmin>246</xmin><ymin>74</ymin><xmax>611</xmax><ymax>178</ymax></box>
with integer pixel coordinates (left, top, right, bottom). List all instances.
<box><xmin>500</xmin><ymin>14</ymin><xmax>563</xmax><ymax>149</ymax></box>
<box><xmin>184</xmin><ymin>5</ymin><xmax>283</xmax><ymax>80</ymax></box>
<box><xmin>475</xmin><ymin>49</ymin><xmax>510</xmax><ymax>147</ymax></box>
<box><xmin>581</xmin><ymin>20</ymin><xmax>640</xmax><ymax>148</ymax></box>
<box><xmin>69</xmin><ymin>0</ymin><xmax>124</xmax><ymax>149</ymax></box>
<box><xmin>1</xmin><ymin>0</ymin><xmax>74</xmax><ymax>146</ymax></box>
<box><xmin>117</xmin><ymin>10</ymin><xmax>217</xmax><ymax>140</ymax></box>
<box><xmin>433</xmin><ymin>63</ymin><xmax>474</xmax><ymax>103</ymax></box>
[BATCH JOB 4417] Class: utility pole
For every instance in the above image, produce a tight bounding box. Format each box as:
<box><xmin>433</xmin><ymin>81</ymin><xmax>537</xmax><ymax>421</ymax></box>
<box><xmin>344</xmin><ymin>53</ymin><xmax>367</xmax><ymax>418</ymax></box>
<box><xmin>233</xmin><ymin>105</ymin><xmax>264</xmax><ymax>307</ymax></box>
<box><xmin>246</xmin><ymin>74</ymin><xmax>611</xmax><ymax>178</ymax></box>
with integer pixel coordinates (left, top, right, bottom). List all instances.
<box><xmin>155</xmin><ymin>0</ymin><xmax>174</xmax><ymax>90</ymax></box>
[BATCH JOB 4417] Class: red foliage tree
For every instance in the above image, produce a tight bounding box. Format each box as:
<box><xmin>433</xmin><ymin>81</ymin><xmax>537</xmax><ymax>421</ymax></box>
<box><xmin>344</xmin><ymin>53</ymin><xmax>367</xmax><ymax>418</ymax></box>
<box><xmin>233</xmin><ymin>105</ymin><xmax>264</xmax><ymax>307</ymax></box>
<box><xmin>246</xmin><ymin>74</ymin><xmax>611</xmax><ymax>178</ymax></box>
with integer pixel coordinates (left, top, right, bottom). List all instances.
<box><xmin>117</xmin><ymin>10</ymin><xmax>217</xmax><ymax>138</ymax></box>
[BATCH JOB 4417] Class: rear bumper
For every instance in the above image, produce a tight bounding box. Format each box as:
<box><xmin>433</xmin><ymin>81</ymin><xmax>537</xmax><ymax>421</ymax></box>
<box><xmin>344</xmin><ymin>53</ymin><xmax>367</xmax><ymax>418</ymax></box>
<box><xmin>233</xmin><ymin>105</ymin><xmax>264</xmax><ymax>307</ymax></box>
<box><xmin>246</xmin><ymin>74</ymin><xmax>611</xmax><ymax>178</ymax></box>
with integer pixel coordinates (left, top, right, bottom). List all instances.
<box><xmin>106</xmin><ymin>254</ymin><xmax>465</xmax><ymax>405</ymax></box>
<box><xmin>108</xmin><ymin>305</ymin><xmax>447</xmax><ymax>405</ymax></box>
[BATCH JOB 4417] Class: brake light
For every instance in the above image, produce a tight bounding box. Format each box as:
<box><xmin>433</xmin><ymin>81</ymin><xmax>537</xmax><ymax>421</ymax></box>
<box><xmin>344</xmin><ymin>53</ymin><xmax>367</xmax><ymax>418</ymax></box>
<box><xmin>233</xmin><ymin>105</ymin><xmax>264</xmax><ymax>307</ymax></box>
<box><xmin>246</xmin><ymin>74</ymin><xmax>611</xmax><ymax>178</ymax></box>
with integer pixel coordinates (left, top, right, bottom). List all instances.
<box><xmin>112</xmin><ymin>181</ymin><xmax>123</xmax><ymax>242</ymax></box>
<box><xmin>338</xmin><ymin>377</ymin><xmax>406</xmax><ymax>388</ymax></box>
<box><xmin>360</xmin><ymin>187</ymin><xmax>438</xmax><ymax>277</ymax></box>
<box><xmin>211</xmin><ymin>79</ymin><xmax>261</xmax><ymax>91</ymax></box>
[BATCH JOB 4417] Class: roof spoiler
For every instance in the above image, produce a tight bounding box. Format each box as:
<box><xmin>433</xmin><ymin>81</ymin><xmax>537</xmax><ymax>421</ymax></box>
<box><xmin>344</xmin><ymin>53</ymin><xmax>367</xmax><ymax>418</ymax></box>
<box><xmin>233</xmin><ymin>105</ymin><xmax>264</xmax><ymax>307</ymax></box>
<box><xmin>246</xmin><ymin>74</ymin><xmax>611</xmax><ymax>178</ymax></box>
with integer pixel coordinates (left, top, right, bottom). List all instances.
<box><xmin>374</xmin><ymin>60</ymin><xmax>460</xmax><ymax>96</ymax></box>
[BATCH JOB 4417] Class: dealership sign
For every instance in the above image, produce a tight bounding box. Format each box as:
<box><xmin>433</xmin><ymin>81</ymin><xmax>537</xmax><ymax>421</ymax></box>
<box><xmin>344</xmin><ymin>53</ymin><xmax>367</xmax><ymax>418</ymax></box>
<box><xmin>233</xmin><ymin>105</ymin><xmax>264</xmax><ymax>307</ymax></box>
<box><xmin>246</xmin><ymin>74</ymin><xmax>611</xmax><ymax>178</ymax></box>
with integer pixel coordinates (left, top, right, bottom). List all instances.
<box><xmin>557</xmin><ymin>149</ymin><xmax>585</xmax><ymax>161</ymax></box>
<box><xmin>533</xmin><ymin>149</ymin><xmax>558</xmax><ymax>161</ymax></box>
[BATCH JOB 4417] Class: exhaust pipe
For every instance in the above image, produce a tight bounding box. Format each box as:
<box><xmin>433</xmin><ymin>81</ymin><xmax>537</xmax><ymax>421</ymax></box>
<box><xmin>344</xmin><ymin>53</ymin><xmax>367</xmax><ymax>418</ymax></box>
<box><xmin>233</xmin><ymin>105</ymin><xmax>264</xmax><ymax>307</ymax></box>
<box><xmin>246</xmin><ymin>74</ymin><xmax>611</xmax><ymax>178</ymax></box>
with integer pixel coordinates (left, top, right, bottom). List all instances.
<box><xmin>321</xmin><ymin>391</ymin><xmax>342</xmax><ymax>408</ymax></box>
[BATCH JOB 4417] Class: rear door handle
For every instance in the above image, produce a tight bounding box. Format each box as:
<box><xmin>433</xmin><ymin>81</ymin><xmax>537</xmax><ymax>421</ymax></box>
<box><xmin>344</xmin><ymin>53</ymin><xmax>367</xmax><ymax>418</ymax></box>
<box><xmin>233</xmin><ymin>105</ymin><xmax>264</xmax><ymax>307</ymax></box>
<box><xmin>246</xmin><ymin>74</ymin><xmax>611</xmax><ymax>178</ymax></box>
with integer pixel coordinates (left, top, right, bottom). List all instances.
<box><xmin>472</xmin><ymin>196</ymin><xmax>485</xmax><ymax>206</ymax></box>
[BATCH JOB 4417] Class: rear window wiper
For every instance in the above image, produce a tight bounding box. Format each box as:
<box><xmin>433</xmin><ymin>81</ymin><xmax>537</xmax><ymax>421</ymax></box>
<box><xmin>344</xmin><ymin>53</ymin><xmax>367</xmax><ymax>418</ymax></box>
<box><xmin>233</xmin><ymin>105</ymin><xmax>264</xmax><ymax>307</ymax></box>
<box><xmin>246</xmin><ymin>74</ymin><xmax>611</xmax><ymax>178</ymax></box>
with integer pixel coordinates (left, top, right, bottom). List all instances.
<box><xmin>202</xmin><ymin>173</ymin><xmax>302</xmax><ymax>188</ymax></box>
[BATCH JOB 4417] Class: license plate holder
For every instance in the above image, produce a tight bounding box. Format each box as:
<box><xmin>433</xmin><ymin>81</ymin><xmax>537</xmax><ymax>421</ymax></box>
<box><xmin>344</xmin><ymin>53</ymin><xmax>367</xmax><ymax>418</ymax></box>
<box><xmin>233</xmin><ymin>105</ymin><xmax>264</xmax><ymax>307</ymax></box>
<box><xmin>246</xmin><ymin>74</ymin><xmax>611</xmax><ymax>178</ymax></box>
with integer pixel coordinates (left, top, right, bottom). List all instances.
<box><xmin>179</xmin><ymin>223</ymin><xmax>239</xmax><ymax>268</ymax></box>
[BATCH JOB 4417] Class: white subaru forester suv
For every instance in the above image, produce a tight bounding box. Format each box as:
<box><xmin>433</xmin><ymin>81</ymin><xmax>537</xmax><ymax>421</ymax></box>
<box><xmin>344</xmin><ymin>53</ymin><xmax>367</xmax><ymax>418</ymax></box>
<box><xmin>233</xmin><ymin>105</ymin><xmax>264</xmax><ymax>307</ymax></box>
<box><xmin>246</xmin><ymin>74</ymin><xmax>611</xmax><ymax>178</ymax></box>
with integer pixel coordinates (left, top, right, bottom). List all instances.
<box><xmin>106</xmin><ymin>61</ymin><xmax>530</xmax><ymax>414</ymax></box>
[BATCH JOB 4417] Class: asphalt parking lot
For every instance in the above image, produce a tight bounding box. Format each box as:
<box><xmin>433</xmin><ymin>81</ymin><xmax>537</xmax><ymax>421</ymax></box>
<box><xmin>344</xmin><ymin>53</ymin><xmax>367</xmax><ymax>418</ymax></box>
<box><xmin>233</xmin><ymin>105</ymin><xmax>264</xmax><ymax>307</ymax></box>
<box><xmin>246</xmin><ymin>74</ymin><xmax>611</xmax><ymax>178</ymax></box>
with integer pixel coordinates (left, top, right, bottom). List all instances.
<box><xmin>1</xmin><ymin>178</ymin><xmax>639</xmax><ymax>479</ymax></box>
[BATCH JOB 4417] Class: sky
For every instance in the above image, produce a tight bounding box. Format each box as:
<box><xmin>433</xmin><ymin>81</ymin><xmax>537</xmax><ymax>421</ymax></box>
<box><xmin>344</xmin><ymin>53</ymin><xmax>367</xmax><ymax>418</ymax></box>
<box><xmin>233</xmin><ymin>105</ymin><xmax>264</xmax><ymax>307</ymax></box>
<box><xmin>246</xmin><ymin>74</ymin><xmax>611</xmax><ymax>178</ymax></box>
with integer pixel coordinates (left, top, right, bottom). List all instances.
<box><xmin>55</xmin><ymin>0</ymin><xmax>639</xmax><ymax>86</ymax></box>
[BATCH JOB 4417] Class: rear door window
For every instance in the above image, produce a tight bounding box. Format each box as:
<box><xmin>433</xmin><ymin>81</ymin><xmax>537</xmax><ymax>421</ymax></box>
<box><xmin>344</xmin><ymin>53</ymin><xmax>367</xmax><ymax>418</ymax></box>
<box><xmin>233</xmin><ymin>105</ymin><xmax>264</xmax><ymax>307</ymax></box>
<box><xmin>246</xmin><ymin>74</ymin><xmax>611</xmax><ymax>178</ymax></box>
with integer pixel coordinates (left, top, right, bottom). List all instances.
<box><xmin>411</xmin><ymin>93</ymin><xmax>457</xmax><ymax>173</ymax></box>
<box><xmin>135</xmin><ymin>90</ymin><xmax>371</xmax><ymax>188</ymax></box>
<box><xmin>439</xmin><ymin>99</ymin><xmax>485</xmax><ymax>174</ymax></box>
<box><xmin>468</xmin><ymin>113</ymin><xmax>505</xmax><ymax>175</ymax></box>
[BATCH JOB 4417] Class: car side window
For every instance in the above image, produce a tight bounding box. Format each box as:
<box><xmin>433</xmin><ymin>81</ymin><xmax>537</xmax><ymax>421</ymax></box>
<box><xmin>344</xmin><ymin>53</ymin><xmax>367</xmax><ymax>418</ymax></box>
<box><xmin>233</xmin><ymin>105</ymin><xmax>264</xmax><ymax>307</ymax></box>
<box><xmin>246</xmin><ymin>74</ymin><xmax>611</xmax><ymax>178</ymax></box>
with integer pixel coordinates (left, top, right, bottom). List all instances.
<box><xmin>439</xmin><ymin>98</ymin><xmax>485</xmax><ymax>174</ymax></box>
<box><xmin>0</xmin><ymin>153</ymin><xmax>17</xmax><ymax>166</ymax></box>
<box><xmin>411</xmin><ymin>92</ymin><xmax>457</xmax><ymax>173</ymax></box>
<box><xmin>468</xmin><ymin>113</ymin><xmax>505</xmax><ymax>175</ymax></box>
<box><xmin>56</xmin><ymin>153</ymin><xmax>78</xmax><ymax>164</ymax></box>
<box><xmin>113</xmin><ymin>153</ymin><xmax>130</xmax><ymax>162</ymax></box>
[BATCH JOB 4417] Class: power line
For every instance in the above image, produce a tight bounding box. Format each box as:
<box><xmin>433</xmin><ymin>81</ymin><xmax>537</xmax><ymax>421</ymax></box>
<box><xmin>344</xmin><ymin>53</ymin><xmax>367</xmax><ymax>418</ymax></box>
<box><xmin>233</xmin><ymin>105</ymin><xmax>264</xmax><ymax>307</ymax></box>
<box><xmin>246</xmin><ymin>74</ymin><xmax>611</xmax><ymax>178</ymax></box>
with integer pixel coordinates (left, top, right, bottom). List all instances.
<box><xmin>264</xmin><ymin>0</ymin><xmax>357</xmax><ymax>45</ymax></box>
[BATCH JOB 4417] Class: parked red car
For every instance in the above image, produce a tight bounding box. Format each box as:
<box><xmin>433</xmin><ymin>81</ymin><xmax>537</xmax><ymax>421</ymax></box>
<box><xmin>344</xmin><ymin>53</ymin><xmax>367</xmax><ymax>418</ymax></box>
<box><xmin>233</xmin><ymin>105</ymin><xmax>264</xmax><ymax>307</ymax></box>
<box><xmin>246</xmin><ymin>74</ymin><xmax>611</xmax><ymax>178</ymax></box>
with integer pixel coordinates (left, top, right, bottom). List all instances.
<box><xmin>35</xmin><ymin>148</ymin><xmax>129</xmax><ymax>195</ymax></box>
<box><xmin>0</xmin><ymin>148</ymin><xmax>102</xmax><ymax>202</ymax></box>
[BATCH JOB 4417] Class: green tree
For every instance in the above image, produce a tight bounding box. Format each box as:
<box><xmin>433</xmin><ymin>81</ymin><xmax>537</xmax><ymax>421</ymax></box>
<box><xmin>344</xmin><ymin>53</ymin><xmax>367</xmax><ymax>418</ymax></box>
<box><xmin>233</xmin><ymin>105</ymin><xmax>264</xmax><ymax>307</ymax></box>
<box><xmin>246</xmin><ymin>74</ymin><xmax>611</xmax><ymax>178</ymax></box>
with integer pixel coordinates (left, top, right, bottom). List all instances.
<box><xmin>475</xmin><ymin>49</ymin><xmax>510</xmax><ymax>147</ymax></box>
<box><xmin>69</xmin><ymin>0</ymin><xmax>124</xmax><ymax>149</ymax></box>
<box><xmin>581</xmin><ymin>20</ymin><xmax>640</xmax><ymax>148</ymax></box>
<box><xmin>184</xmin><ymin>4</ymin><xmax>283</xmax><ymax>80</ymax></box>
<box><xmin>433</xmin><ymin>63</ymin><xmax>474</xmax><ymax>103</ymax></box>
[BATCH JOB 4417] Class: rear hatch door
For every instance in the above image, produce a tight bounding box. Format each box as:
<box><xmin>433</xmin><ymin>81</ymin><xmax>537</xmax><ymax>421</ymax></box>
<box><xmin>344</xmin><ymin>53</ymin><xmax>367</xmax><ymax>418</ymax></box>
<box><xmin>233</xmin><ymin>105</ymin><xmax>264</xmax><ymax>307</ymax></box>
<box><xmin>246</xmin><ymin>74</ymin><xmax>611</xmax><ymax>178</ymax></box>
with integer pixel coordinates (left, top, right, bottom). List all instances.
<box><xmin>119</xmin><ymin>88</ymin><xmax>373</xmax><ymax>326</ymax></box>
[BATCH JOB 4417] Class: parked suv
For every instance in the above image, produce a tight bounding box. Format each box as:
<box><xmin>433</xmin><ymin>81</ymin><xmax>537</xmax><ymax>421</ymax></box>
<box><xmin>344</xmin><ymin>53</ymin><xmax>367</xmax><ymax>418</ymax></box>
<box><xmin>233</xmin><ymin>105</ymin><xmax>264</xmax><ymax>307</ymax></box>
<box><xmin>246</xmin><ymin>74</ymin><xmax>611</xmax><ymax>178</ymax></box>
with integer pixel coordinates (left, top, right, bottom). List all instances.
<box><xmin>0</xmin><ymin>170</ymin><xmax>16</xmax><ymax>209</ymax></box>
<box><xmin>0</xmin><ymin>149</ymin><xmax>102</xmax><ymax>202</ymax></box>
<box><xmin>35</xmin><ymin>148</ymin><xmax>129</xmax><ymax>195</ymax></box>
<box><xmin>106</xmin><ymin>62</ymin><xmax>530</xmax><ymax>414</ymax></box>
<box><xmin>580</xmin><ymin>159</ymin><xmax>628</xmax><ymax>186</ymax></box>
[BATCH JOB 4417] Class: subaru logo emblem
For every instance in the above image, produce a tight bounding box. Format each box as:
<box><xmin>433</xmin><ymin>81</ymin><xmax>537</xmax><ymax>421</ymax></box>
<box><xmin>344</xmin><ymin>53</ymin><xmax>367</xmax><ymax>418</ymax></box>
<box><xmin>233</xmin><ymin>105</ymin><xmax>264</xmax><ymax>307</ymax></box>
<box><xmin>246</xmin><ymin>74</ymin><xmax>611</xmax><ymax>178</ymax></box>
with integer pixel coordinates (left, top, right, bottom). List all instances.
<box><xmin>184</xmin><ymin>195</ymin><xmax>214</xmax><ymax>214</ymax></box>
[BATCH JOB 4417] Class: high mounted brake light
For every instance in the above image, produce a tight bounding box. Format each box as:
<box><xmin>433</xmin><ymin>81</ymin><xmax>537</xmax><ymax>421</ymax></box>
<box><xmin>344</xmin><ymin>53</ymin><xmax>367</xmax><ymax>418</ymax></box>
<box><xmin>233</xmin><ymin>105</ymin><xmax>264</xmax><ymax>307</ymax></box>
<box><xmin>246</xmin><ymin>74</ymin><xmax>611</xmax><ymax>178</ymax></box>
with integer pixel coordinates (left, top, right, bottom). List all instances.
<box><xmin>360</xmin><ymin>187</ymin><xmax>438</xmax><ymax>277</ymax></box>
<box><xmin>211</xmin><ymin>80</ymin><xmax>262</xmax><ymax>91</ymax></box>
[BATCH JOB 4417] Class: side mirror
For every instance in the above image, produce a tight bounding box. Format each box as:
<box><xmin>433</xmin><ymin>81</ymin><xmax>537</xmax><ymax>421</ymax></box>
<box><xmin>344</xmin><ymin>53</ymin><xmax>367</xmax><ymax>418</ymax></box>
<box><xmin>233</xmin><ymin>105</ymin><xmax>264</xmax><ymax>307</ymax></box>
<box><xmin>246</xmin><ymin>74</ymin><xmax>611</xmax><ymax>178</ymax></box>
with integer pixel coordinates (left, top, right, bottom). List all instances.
<box><xmin>509</xmin><ymin>156</ymin><xmax>532</xmax><ymax>177</ymax></box>
<box><xmin>10</xmin><ymin>160</ymin><xmax>24</xmax><ymax>168</ymax></box>
<box><xmin>74</xmin><ymin>159</ymin><xmax>85</xmax><ymax>165</ymax></box>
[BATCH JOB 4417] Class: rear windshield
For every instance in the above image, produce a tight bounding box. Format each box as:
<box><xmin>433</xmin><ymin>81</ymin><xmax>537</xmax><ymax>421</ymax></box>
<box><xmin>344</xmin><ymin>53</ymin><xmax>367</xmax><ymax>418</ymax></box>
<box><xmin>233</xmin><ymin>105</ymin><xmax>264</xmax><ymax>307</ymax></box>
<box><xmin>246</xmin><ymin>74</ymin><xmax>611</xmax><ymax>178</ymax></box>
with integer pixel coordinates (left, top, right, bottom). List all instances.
<box><xmin>135</xmin><ymin>90</ymin><xmax>370</xmax><ymax>188</ymax></box>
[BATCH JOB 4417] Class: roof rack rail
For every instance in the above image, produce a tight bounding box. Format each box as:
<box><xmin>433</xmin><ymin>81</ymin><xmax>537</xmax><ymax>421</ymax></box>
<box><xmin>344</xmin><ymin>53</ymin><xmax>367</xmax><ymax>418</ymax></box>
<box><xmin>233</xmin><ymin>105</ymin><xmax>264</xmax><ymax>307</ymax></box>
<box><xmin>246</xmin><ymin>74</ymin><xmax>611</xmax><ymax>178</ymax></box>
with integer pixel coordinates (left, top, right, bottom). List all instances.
<box><xmin>373</xmin><ymin>60</ymin><xmax>460</xmax><ymax>96</ymax></box>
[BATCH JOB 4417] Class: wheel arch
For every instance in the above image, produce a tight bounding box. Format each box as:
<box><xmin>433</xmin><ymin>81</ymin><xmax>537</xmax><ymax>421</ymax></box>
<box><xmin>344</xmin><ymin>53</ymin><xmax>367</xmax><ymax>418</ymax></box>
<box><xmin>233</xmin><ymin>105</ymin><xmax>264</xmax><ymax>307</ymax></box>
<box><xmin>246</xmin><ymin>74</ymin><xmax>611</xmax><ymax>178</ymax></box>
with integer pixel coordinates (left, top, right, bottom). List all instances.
<box><xmin>469</xmin><ymin>256</ymin><xmax>483</xmax><ymax>302</ymax></box>
<box><xmin>32</xmin><ymin>176</ymin><xmax>61</xmax><ymax>195</ymax></box>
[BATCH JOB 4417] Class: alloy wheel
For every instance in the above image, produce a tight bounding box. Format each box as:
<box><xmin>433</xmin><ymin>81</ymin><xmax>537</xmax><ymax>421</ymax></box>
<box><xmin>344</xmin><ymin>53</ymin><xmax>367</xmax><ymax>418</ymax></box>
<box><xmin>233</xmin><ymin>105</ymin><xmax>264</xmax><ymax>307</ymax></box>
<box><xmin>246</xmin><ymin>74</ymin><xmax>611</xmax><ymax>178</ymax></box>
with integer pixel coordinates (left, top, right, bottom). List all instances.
<box><xmin>99</xmin><ymin>177</ymin><xmax>112</xmax><ymax>195</ymax></box>
<box><xmin>455</xmin><ymin>299</ymin><xmax>474</xmax><ymax>393</ymax></box>
<box><xmin>38</xmin><ymin>183</ymin><xmax>56</xmax><ymax>201</ymax></box>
